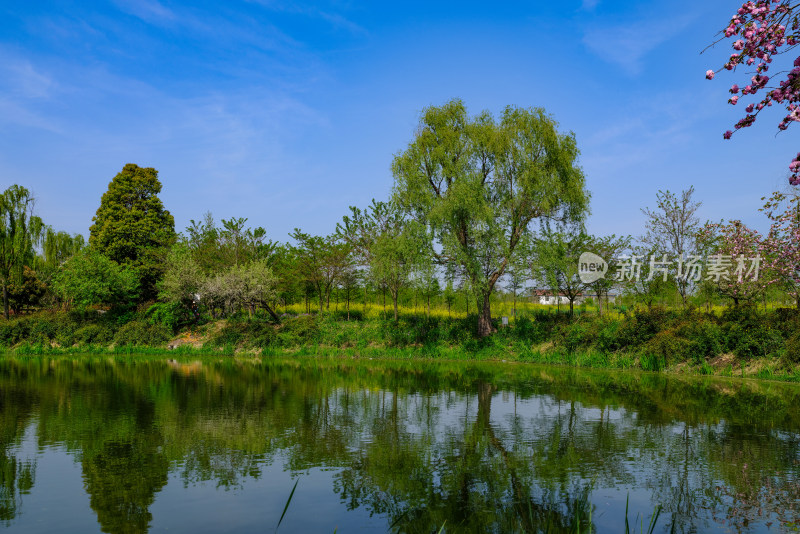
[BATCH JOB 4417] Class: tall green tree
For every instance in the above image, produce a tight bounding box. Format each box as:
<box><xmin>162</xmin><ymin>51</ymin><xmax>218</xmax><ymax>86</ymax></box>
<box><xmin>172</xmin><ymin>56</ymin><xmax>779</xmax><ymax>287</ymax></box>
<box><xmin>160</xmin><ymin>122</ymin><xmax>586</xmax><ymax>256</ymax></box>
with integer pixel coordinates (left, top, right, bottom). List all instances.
<box><xmin>89</xmin><ymin>164</ymin><xmax>176</xmax><ymax>301</ymax></box>
<box><xmin>370</xmin><ymin>224</ymin><xmax>424</xmax><ymax>321</ymax></box>
<box><xmin>290</xmin><ymin>230</ymin><xmax>351</xmax><ymax>313</ymax></box>
<box><xmin>392</xmin><ymin>99</ymin><xmax>588</xmax><ymax>336</ymax></box>
<box><xmin>0</xmin><ymin>185</ymin><xmax>45</xmax><ymax>319</ymax></box>
<box><xmin>337</xmin><ymin>199</ymin><xmax>424</xmax><ymax>321</ymax></box>
<box><xmin>531</xmin><ymin>227</ymin><xmax>592</xmax><ymax>317</ymax></box>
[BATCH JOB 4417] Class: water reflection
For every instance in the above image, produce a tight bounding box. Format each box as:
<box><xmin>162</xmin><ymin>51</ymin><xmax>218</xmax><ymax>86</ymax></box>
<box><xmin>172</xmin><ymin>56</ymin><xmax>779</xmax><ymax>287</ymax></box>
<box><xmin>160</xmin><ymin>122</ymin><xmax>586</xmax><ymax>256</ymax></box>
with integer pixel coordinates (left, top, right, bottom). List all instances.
<box><xmin>0</xmin><ymin>356</ymin><xmax>799</xmax><ymax>533</ymax></box>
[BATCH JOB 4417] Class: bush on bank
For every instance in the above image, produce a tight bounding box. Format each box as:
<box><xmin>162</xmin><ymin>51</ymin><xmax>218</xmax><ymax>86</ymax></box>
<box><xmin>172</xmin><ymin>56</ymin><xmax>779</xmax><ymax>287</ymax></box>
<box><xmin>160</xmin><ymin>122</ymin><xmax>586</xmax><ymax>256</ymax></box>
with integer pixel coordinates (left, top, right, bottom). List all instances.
<box><xmin>1</xmin><ymin>304</ymin><xmax>799</xmax><ymax>377</ymax></box>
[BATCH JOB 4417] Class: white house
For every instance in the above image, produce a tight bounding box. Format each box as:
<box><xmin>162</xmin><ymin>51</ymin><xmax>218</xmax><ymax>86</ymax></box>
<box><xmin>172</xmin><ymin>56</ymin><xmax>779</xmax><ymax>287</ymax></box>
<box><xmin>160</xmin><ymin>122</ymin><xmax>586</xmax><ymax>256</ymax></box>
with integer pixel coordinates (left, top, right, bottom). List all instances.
<box><xmin>532</xmin><ymin>289</ymin><xmax>584</xmax><ymax>306</ymax></box>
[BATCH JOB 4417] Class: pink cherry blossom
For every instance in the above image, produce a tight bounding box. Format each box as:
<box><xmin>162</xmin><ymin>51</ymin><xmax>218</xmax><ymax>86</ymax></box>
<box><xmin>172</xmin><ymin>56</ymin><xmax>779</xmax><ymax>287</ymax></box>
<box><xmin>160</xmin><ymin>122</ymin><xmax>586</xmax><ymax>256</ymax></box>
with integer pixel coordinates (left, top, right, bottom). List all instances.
<box><xmin>707</xmin><ymin>1</ymin><xmax>800</xmax><ymax>184</ymax></box>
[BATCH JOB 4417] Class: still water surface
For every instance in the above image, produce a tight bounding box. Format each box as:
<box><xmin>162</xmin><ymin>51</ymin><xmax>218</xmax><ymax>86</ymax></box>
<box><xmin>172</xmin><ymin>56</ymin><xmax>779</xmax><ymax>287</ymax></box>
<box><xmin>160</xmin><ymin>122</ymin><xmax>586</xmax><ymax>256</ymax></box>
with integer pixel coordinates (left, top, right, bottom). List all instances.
<box><xmin>0</xmin><ymin>356</ymin><xmax>799</xmax><ymax>533</ymax></box>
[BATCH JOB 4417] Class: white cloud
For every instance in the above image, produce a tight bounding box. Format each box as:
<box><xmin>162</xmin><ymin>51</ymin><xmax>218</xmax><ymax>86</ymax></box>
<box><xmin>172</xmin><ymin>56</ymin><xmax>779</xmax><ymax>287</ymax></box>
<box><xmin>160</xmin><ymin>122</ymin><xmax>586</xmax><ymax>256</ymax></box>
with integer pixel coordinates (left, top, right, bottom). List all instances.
<box><xmin>583</xmin><ymin>14</ymin><xmax>696</xmax><ymax>75</ymax></box>
<box><xmin>113</xmin><ymin>0</ymin><xmax>176</xmax><ymax>24</ymax></box>
<box><xmin>248</xmin><ymin>0</ymin><xmax>367</xmax><ymax>36</ymax></box>
<box><xmin>0</xmin><ymin>57</ymin><xmax>56</xmax><ymax>99</ymax></box>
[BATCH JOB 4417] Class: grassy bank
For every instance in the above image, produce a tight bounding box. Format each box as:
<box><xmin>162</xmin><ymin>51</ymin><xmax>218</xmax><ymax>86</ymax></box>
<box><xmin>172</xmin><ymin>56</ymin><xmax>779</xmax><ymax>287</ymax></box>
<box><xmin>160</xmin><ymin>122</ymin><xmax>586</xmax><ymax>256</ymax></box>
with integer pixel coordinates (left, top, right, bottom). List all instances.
<box><xmin>1</xmin><ymin>304</ymin><xmax>800</xmax><ymax>382</ymax></box>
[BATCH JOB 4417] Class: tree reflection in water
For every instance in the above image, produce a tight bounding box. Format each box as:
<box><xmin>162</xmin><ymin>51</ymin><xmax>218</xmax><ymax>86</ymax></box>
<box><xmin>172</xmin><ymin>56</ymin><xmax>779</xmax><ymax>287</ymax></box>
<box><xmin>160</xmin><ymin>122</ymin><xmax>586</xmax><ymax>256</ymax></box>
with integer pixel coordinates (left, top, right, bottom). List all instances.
<box><xmin>0</xmin><ymin>357</ymin><xmax>798</xmax><ymax>533</ymax></box>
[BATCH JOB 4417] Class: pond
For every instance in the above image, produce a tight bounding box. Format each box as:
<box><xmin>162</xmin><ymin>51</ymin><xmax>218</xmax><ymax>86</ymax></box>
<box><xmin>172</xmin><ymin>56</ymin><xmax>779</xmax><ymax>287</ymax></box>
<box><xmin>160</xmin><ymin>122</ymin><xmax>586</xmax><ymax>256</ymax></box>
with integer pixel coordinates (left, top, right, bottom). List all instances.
<box><xmin>0</xmin><ymin>356</ymin><xmax>798</xmax><ymax>533</ymax></box>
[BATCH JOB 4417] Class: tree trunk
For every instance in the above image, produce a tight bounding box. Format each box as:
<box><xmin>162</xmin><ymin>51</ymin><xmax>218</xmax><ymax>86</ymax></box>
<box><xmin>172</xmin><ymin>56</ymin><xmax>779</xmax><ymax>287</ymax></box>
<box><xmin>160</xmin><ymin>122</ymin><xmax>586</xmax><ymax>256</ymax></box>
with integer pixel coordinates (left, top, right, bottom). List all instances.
<box><xmin>391</xmin><ymin>289</ymin><xmax>399</xmax><ymax>322</ymax></box>
<box><xmin>477</xmin><ymin>292</ymin><xmax>495</xmax><ymax>338</ymax></box>
<box><xmin>569</xmin><ymin>299</ymin><xmax>574</xmax><ymax>318</ymax></box>
<box><xmin>263</xmin><ymin>303</ymin><xmax>281</xmax><ymax>323</ymax></box>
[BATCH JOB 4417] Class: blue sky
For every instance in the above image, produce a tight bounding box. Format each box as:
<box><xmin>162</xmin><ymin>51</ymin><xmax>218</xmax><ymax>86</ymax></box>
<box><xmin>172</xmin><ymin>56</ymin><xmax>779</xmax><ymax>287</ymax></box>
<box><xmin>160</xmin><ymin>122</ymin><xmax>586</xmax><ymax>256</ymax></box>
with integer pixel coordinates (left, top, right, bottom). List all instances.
<box><xmin>0</xmin><ymin>0</ymin><xmax>795</xmax><ymax>242</ymax></box>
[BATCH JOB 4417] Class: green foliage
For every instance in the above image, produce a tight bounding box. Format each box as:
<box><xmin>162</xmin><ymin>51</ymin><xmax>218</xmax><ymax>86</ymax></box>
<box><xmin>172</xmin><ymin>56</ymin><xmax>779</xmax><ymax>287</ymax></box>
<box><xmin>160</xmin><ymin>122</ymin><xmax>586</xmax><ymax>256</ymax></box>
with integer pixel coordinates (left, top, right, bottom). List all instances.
<box><xmin>510</xmin><ymin>316</ymin><xmax>551</xmax><ymax>344</ymax></box>
<box><xmin>71</xmin><ymin>324</ymin><xmax>114</xmax><ymax>346</ymax></box>
<box><xmin>89</xmin><ymin>164</ymin><xmax>175</xmax><ymax>301</ymax></box>
<box><xmin>681</xmin><ymin>321</ymin><xmax>723</xmax><ymax>362</ymax></box>
<box><xmin>201</xmin><ymin>259</ymin><xmax>278</xmax><ymax>318</ymax></box>
<box><xmin>786</xmin><ymin>331</ymin><xmax>800</xmax><ymax>363</ymax></box>
<box><xmin>35</xmin><ymin>228</ymin><xmax>85</xmax><ymax>281</ymax></box>
<box><xmin>7</xmin><ymin>266</ymin><xmax>46</xmax><ymax>313</ymax></box>
<box><xmin>289</xmin><ymin>230</ymin><xmax>351</xmax><ymax>314</ymax></box>
<box><xmin>391</xmin><ymin>99</ymin><xmax>589</xmax><ymax>336</ymax></box>
<box><xmin>720</xmin><ymin>305</ymin><xmax>782</xmax><ymax>360</ymax></box>
<box><xmin>0</xmin><ymin>185</ymin><xmax>45</xmax><ymax>319</ymax></box>
<box><xmin>640</xmin><ymin>352</ymin><xmax>667</xmax><ymax>372</ymax></box>
<box><xmin>615</xmin><ymin>308</ymin><xmax>676</xmax><ymax>349</ymax></box>
<box><xmin>159</xmin><ymin>243</ymin><xmax>203</xmax><ymax>309</ymax></box>
<box><xmin>532</xmin><ymin>227</ymin><xmax>592</xmax><ymax>317</ymax></box>
<box><xmin>145</xmin><ymin>302</ymin><xmax>192</xmax><ymax>333</ymax></box>
<box><xmin>594</xmin><ymin>321</ymin><xmax>621</xmax><ymax>353</ymax></box>
<box><xmin>207</xmin><ymin>320</ymin><xmax>277</xmax><ymax>349</ymax></box>
<box><xmin>557</xmin><ymin>321</ymin><xmax>595</xmax><ymax>354</ymax></box>
<box><xmin>112</xmin><ymin>320</ymin><xmax>172</xmax><ymax>347</ymax></box>
<box><xmin>51</xmin><ymin>249</ymin><xmax>138</xmax><ymax>308</ymax></box>
<box><xmin>184</xmin><ymin>213</ymin><xmax>276</xmax><ymax>273</ymax></box>
<box><xmin>276</xmin><ymin>315</ymin><xmax>319</xmax><ymax>347</ymax></box>
<box><xmin>642</xmin><ymin>330</ymin><xmax>696</xmax><ymax>364</ymax></box>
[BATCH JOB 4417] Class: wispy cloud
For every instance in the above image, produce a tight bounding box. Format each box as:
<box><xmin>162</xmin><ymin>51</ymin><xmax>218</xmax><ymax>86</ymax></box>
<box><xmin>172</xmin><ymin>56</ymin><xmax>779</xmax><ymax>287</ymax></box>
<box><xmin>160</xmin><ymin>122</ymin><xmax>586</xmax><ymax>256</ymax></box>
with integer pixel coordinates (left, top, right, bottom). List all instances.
<box><xmin>113</xmin><ymin>0</ymin><xmax>175</xmax><ymax>24</ymax></box>
<box><xmin>0</xmin><ymin>52</ymin><xmax>62</xmax><ymax>132</ymax></box>
<box><xmin>581</xmin><ymin>0</ymin><xmax>599</xmax><ymax>11</ymax></box>
<box><xmin>583</xmin><ymin>13</ymin><xmax>696</xmax><ymax>75</ymax></box>
<box><xmin>2</xmin><ymin>59</ymin><xmax>55</xmax><ymax>99</ymax></box>
<box><xmin>248</xmin><ymin>0</ymin><xmax>367</xmax><ymax>36</ymax></box>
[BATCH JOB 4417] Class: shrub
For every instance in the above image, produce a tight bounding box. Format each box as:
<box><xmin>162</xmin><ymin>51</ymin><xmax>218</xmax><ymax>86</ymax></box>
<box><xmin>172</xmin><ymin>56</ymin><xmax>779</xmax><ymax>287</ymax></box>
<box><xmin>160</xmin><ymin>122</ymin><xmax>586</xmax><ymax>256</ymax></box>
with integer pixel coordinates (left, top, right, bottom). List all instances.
<box><xmin>0</xmin><ymin>319</ymin><xmax>30</xmax><ymax>346</ymax></box>
<box><xmin>274</xmin><ymin>315</ymin><xmax>319</xmax><ymax>347</ymax></box>
<box><xmin>642</xmin><ymin>329</ymin><xmax>696</xmax><ymax>364</ymax></box>
<box><xmin>785</xmin><ymin>331</ymin><xmax>800</xmax><ymax>363</ymax></box>
<box><xmin>720</xmin><ymin>308</ymin><xmax>782</xmax><ymax>359</ymax></box>
<box><xmin>113</xmin><ymin>320</ymin><xmax>171</xmax><ymax>347</ymax></box>
<box><xmin>559</xmin><ymin>322</ymin><xmax>592</xmax><ymax>353</ymax></box>
<box><xmin>596</xmin><ymin>321</ymin><xmax>622</xmax><ymax>353</ymax></box>
<box><xmin>512</xmin><ymin>316</ymin><xmax>551</xmax><ymax>344</ymax></box>
<box><xmin>146</xmin><ymin>302</ymin><xmax>192</xmax><ymax>332</ymax></box>
<box><xmin>249</xmin><ymin>325</ymin><xmax>276</xmax><ymax>348</ymax></box>
<box><xmin>72</xmin><ymin>324</ymin><xmax>114</xmax><ymax>345</ymax></box>
<box><xmin>615</xmin><ymin>308</ymin><xmax>677</xmax><ymax>349</ymax></box>
<box><xmin>681</xmin><ymin>320</ymin><xmax>723</xmax><ymax>362</ymax></box>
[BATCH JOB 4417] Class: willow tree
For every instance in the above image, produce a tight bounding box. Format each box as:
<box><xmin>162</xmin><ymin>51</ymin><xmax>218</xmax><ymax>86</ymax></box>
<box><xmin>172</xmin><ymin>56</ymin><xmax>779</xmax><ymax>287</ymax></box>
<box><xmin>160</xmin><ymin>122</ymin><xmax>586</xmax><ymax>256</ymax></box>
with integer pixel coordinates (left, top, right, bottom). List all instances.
<box><xmin>392</xmin><ymin>99</ymin><xmax>588</xmax><ymax>337</ymax></box>
<box><xmin>0</xmin><ymin>185</ymin><xmax>44</xmax><ymax>319</ymax></box>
